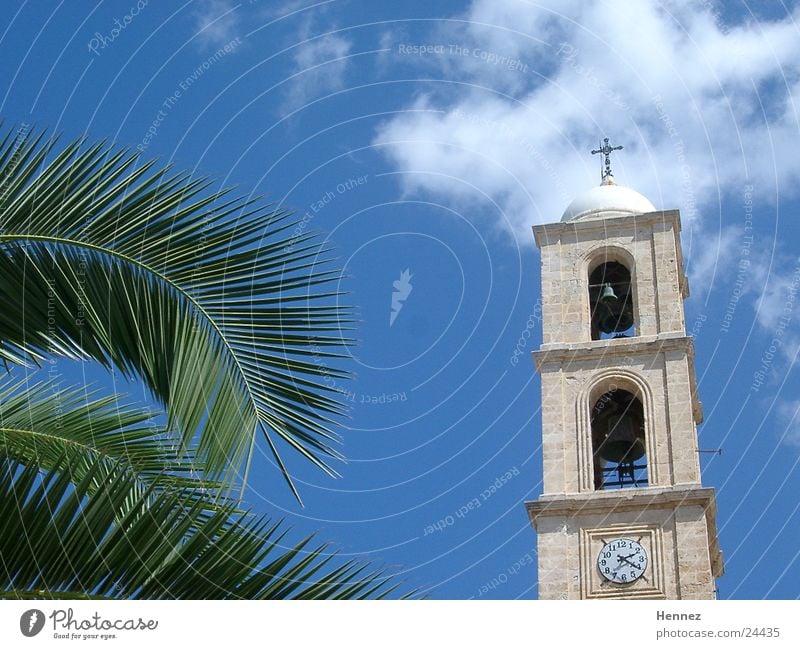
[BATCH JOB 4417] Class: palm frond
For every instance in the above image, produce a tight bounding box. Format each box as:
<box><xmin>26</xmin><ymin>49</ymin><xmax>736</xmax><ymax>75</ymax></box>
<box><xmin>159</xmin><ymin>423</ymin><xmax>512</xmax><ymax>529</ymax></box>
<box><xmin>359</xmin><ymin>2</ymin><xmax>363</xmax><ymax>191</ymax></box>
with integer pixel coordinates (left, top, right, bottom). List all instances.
<box><xmin>0</xmin><ymin>377</ymin><xmax>219</xmax><ymax>496</ymax></box>
<box><xmin>0</xmin><ymin>453</ymin><xmax>408</xmax><ymax>599</ymax></box>
<box><xmin>0</xmin><ymin>126</ymin><xmax>353</xmax><ymax>499</ymax></box>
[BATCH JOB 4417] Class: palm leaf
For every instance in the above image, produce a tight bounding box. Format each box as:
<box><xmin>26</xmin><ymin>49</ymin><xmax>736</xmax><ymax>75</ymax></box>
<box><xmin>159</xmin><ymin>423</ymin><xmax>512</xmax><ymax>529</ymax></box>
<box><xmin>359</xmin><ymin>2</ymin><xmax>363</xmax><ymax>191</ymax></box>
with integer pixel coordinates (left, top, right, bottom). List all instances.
<box><xmin>0</xmin><ymin>377</ymin><xmax>220</xmax><ymax>497</ymax></box>
<box><xmin>0</xmin><ymin>453</ymin><xmax>408</xmax><ymax>599</ymax></box>
<box><xmin>0</xmin><ymin>125</ymin><xmax>353</xmax><ymax>500</ymax></box>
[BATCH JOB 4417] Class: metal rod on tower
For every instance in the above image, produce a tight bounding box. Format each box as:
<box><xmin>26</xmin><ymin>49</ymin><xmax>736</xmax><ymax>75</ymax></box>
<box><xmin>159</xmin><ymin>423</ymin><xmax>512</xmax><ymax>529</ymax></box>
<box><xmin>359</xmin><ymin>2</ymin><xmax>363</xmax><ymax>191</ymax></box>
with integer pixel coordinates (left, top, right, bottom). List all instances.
<box><xmin>591</xmin><ymin>137</ymin><xmax>623</xmax><ymax>181</ymax></box>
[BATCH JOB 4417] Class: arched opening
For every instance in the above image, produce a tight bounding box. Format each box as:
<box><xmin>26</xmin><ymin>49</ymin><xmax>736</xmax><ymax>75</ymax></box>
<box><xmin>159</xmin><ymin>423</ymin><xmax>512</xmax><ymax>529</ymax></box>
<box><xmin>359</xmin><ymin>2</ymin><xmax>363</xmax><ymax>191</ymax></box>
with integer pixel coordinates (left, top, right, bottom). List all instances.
<box><xmin>588</xmin><ymin>260</ymin><xmax>635</xmax><ymax>340</ymax></box>
<box><xmin>591</xmin><ymin>388</ymin><xmax>648</xmax><ymax>489</ymax></box>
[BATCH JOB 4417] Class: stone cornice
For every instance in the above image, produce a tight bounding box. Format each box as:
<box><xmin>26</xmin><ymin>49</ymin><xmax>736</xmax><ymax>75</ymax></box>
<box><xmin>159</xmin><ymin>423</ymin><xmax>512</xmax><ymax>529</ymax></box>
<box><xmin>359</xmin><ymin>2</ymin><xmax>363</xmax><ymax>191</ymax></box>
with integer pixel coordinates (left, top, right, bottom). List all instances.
<box><xmin>525</xmin><ymin>485</ymin><xmax>716</xmax><ymax>519</ymax></box>
<box><xmin>533</xmin><ymin>333</ymin><xmax>694</xmax><ymax>369</ymax></box>
<box><xmin>532</xmin><ymin>209</ymin><xmax>682</xmax><ymax>247</ymax></box>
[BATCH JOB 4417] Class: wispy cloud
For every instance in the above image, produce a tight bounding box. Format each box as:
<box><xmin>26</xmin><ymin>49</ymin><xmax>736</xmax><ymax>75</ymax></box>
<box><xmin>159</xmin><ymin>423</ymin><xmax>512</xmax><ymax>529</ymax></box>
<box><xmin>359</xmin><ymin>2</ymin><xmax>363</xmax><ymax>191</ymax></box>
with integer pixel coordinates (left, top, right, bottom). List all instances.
<box><xmin>683</xmin><ymin>226</ymin><xmax>740</xmax><ymax>299</ymax></box>
<box><xmin>373</xmin><ymin>0</ymin><xmax>800</xmax><ymax>247</ymax></box>
<box><xmin>750</xmin><ymin>252</ymin><xmax>800</xmax><ymax>363</ymax></box>
<box><xmin>285</xmin><ymin>22</ymin><xmax>352</xmax><ymax>114</ymax></box>
<box><xmin>192</xmin><ymin>0</ymin><xmax>240</xmax><ymax>48</ymax></box>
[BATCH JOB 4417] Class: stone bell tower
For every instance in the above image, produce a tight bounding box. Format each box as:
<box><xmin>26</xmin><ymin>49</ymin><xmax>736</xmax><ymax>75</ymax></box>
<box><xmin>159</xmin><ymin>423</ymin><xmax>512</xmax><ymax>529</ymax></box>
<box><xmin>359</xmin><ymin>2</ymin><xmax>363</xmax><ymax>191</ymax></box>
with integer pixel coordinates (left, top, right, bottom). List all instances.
<box><xmin>525</xmin><ymin>140</ymin><xmax>723</xmax><ymax>599</ymax></box>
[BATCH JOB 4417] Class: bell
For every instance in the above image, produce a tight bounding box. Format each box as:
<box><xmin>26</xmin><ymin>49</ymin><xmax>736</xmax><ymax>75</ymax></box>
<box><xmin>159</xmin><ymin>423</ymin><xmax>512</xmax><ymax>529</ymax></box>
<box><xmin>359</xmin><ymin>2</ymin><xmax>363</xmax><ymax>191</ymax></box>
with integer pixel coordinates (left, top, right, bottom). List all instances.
<box><xmin>595</xmin><ymin>283</ymin><xmax>633</xmax><ymax>333</ymax></box>
<box><xmin>599</xmin><ymin>283</ymin><xmax>617</xmax><ymax>303</ymax></box>
<box><xmin>598</xmin><ymin>413</ymin><xmax>645</xmax><ymax>464</ymax></box>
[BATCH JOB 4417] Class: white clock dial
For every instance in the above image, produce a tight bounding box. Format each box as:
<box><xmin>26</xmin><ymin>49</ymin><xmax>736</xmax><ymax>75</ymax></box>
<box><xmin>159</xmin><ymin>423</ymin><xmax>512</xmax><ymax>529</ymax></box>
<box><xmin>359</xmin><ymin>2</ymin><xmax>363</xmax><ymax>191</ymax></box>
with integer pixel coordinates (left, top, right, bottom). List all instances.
<box><xmin>597</xmin><ymin>538</ymin><xmax>648</xmax><ymax>584</ymax></box>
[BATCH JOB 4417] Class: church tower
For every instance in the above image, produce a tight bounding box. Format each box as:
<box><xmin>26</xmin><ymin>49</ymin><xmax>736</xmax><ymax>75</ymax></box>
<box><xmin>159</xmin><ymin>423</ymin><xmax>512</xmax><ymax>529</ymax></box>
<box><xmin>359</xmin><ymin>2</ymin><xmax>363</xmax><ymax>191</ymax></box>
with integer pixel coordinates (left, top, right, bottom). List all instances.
<box><xmin>525</xmin><ymin>141</ymin><xmax>723</xmax><ymax>599</ymax></box>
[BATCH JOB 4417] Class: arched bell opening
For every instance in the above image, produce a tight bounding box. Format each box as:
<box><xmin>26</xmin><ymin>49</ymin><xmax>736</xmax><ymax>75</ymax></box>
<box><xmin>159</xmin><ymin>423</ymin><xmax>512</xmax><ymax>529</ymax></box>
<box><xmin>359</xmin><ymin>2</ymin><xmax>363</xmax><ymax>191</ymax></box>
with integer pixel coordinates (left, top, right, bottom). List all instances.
<box><xmin>591</xmin><ymin>388</ymin><xmax>648</xmax><ymax>489</ymax></box>
<box><xmin>588</xmin><ymin>260</ymin><xmax>635</xmax><ymax>340</ymax></box>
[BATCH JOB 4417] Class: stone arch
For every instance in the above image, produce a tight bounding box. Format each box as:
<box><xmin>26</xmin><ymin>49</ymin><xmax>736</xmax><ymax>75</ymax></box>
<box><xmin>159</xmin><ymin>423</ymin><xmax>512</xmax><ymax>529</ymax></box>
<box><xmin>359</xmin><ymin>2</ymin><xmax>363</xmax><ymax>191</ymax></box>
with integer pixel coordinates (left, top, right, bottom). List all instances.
<box><xmin>576</xmin><ymin>368</ymin><xmax>658</xmax><ymax>491</ymax></box>
<box><xmin>582</xmin><ymin>245</ymin><xmax>639</xmax><ymax>340</ymax></box>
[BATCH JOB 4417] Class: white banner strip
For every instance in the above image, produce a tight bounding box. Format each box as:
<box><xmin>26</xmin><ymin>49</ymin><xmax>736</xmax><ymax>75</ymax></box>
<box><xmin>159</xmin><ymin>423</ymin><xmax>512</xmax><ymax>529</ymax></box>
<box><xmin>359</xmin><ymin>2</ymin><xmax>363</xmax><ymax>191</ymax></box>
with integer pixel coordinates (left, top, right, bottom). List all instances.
<box><xmin>1</xmin><ymin>600</ymin><xmax>798</xmax><ymax>648</ymax></box>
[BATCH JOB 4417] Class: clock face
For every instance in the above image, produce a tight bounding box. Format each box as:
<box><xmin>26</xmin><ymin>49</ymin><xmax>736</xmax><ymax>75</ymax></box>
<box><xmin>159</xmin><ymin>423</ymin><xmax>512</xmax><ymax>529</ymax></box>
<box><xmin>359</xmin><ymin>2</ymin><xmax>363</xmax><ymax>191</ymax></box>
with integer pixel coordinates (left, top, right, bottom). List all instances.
<box><xmin>597</xmin><ymin>538</ymin><xmax>648</xmax><ymax>584</ymax></box>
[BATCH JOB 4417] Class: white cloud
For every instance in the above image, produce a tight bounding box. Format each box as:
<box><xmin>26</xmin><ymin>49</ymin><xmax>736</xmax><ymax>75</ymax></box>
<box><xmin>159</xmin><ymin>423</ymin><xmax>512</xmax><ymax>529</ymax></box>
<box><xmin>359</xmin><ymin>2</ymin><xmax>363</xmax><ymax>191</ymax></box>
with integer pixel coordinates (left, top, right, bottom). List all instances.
<box><xmin>750</xmin><ymin>255</ymin><xmax>800</xmax><ymax>364</ymax></box>
<box><xmin>372</xmin><ymin>0</ymin><xmax>800</xmax><ymax>247</ymax></box>
<box><xmin>683</xmin><ymin>226</ymin><xmax>739</xmax><ymax>299</ymax></box>
<box><xmin>192</xmin><ymin>0</ymin><xmax>240</xmax><ymax>47</ymax></box>
<box><xmin>754</xmin><ymin>263</ymin><xmax>796</xmax><ymax>331</ymax></box>
<box><xmin>285</xmin><ymin>22</ymin><xmax>352</xmax><ymax>113</ymax></box>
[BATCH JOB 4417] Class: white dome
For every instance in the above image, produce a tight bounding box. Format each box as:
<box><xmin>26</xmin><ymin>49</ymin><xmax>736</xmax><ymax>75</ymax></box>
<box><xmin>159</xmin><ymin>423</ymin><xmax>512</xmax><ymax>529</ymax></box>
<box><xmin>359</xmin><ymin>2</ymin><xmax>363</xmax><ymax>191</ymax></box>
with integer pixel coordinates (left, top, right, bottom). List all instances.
<box><xmin>561</xmin><ymin>179</ymin><xmax>655</xmax><ymax>222</ymax></box>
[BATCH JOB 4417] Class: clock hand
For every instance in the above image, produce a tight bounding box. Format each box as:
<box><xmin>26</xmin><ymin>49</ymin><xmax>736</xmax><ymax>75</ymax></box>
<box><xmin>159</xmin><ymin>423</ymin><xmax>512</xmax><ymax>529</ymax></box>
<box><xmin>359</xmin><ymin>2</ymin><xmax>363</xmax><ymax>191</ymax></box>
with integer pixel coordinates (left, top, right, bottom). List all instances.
<box><xmin>618</xmin><ymin>556</ymin><xmax>641</xmax><ymax>570</ymax></box>
<box><xmin>607</xmin><ymin>557</ymin><xmax>624</xmax><ymax>578</ymax></box>
<box><xmin>610</xmin><ymin>554</ymin><xmax>633</xmax><ymax>579</ymax></box>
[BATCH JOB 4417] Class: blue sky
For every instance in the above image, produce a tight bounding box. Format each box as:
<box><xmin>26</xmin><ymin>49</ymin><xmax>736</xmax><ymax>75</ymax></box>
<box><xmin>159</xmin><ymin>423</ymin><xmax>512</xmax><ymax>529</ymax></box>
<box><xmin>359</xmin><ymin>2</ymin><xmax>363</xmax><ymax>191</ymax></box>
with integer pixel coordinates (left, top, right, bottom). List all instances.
<box><xmin>2</xmin><ymin>0</ymin><xmax>800</xmax><ymax>599</ymax></box>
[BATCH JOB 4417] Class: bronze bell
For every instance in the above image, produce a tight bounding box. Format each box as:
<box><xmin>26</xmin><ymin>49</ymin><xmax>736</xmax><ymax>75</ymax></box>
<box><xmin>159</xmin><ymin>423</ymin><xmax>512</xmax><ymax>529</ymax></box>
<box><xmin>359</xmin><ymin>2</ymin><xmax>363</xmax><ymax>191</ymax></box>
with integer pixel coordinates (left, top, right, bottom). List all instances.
<box><xmin>597</xmin><ymin>284</ymin><xmax>634</xmax><ymax>333</ymax></box>
<box><xmin>598</xmin><ymin>413</ymin><xmax>645</xmax><ymax>464</ymax></box>
<box><xmin>599</xmin><ymin>283</ymin><xmax>617</xmax><ymax>303</ymax></box>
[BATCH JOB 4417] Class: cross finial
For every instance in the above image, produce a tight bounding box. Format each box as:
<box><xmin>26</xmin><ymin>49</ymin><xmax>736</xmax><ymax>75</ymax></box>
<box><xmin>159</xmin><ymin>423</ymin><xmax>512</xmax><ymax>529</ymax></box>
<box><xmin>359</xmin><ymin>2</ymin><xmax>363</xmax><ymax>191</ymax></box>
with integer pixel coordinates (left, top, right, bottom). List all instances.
<box><xmin>591</xmin><ymin>137</ymin><xmax>623</xmax><ymax>181</ymax></box>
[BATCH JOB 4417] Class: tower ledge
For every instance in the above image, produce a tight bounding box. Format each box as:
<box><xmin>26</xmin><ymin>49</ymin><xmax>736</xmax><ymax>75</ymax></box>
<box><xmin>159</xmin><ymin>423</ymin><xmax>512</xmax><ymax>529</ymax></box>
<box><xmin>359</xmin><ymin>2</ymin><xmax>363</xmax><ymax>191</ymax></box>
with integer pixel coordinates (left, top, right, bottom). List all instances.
<box><xmin>534</xmin><ymin>209</ymin><xmax>681</xmax><ymax>243</ymax></box>
<box><xmin>526</xmin><ymin>484</ymin><xmax>716</xmax><ymax>517</ymax></box>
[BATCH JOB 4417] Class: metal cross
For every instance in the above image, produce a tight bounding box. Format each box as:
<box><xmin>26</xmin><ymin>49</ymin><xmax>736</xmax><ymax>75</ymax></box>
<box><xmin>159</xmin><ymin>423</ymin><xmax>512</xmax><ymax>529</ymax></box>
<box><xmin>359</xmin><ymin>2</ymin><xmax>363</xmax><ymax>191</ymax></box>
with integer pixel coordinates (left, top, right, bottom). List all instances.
<box><xmin>591</xmin><ymin>137</ymin><xmax>623</xmax><ymax>180</ymax></box>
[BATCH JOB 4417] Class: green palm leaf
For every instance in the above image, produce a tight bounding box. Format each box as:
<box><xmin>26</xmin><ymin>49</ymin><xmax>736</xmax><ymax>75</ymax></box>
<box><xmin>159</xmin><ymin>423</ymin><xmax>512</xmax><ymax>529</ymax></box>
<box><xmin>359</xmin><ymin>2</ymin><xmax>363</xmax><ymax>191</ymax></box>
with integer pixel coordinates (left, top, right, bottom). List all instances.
<box><xmin>0</xmin><ymin>453</ymin><xmax>407</xmax><ymax>599</ymax></box>
<box><xmin>0</xmin><ymin>377</ymin><xmax>220</xmax><ymax>497</ymax></box>
<box><xmin>0</xmin><ymin>125</ymin><xmax>353</xmax><ymax>500</ymax></box>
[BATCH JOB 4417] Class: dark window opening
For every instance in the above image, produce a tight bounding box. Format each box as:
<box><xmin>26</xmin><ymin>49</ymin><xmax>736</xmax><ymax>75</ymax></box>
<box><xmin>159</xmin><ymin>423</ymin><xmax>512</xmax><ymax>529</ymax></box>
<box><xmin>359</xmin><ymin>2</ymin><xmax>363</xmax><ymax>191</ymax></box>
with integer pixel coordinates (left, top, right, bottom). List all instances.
<box><xmin>591</xmin><ymin>388</ymin><xmax>648</xmax><ymax>489</ymax></box>
<box><xmin>589</xmin><ymin>261</ymin><xmax>635</xmax><ymax>340</ymax></box>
